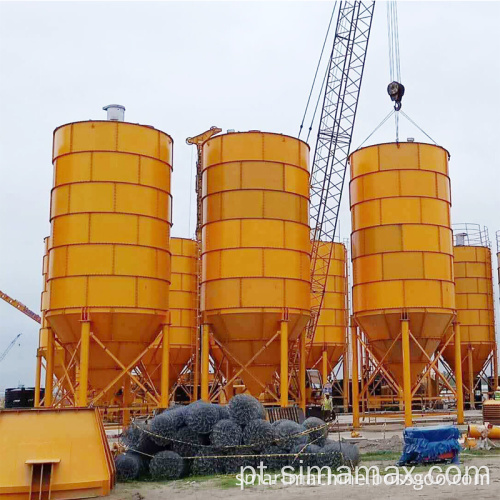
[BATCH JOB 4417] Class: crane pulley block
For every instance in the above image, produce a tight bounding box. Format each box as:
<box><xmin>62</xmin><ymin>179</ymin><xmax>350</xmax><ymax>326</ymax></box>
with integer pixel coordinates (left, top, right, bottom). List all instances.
<box><xmin>387</xmin><ymin>81</ymin><xmax>405</xmax><ymax>111</ymax></box>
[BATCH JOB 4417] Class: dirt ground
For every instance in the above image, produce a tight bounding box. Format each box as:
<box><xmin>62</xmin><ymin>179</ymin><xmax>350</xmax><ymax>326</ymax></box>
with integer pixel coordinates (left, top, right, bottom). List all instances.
<box><xmin>109</xmin><ymin>451</ymin><xmax>500</xmax><ymax>500</ymax></box>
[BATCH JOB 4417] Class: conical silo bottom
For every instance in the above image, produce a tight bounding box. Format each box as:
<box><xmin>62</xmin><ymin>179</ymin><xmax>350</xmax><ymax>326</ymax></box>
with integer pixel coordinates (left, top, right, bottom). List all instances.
<box><xmin>356</xmin><ymin>311</ymin><xmax>453</xmax><ymax>389</ymax></box>
<box><xmin>307</xmin><ymin>345</ymin><xmax>344</xmax><ymax>372</ymax></box>
<box><xmin>441</xmin><ymin>343</ymin><xmax>495</xmax><ymax>380</ymax></box>
<box><xmin>47</xmin><ymin>310</ymin><xmax>167</xmax><ymax>396</ymax></box>
<box><xmin>207</xmin><ymin>310</ymin><xmax>310</xmax><ymax>398</ymax></box>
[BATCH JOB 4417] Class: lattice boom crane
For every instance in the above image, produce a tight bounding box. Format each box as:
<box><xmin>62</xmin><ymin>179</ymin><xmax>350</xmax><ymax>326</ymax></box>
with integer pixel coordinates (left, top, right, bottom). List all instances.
<box><xmin>307</xmin><ymin>1</ymin><xmax>375</xmax><ymax>340</ymax></box>
<box><xmin>0</xmin><ymin>333</ymin><xmax>22</xmax><ymax>363</ymax></box>
<box><xmin>0</xmin><ymin>290</ymin><xmax>41</xmax><ymax>324</ymax></box>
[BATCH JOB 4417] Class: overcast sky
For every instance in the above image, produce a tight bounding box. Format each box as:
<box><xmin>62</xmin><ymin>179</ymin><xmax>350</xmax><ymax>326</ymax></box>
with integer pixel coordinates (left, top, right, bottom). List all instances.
<box><xmin>0</xmin><ymin>1</ymin><xmax>499</xmax><ymax>392</ymax></box>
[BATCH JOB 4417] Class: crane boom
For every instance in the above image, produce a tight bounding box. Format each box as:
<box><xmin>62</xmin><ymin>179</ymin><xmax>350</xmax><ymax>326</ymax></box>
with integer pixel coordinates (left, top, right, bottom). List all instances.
<box><xmin>308</xmin><ymin>1</ymin><xmax>375</xmax><ymax>338</ymax></box>
<box><xmin>0</xmin><ymin>333</ymin><xmax>22</xmax><ymax>363</ymax></box>
<box><xmin>0</xmin><ymin>290</ymin><xmax>41</xmax><ymax>324</ymax></box>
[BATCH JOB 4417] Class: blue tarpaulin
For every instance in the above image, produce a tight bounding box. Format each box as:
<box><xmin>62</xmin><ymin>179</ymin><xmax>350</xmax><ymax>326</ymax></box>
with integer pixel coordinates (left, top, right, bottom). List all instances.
<box><xmin>398</xmin><ymin>425</ymin><xmax>461</xmax><ymax>465</ymax></box>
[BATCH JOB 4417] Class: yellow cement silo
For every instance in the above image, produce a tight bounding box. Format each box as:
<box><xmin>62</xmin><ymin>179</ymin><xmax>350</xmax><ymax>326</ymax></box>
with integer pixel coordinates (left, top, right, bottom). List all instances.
<box><xmin>46</xmin><ymin>115</ymin><xmax>172</xmax><ymax>408</ymax></box>
<box><xmin>200</xmin><ymin>131</ymin><xmax>311</xmax><ymax>403</ymax></box>
<box><xmin>308</xmin><ymin>242</ymin><xmax>347</xmax><ymax>383</ymax></box>
<box><xmin>442</xmin><ymin>226</ymin><xmax>497</xmax><ymax>404</ymax></box>
<box><xmin>350</xmin><ymin>142</ymin><xmax>455</xmax><ymax>424</ymax></box>
<box><xmin>144</xmin><ymin>238</ymin><xmax>197</xmax><ymax>395</ymax></box>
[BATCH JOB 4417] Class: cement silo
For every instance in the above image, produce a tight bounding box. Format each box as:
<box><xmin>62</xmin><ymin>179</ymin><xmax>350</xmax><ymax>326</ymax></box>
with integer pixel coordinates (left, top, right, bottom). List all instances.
<box><xmin>200</xmin><ymin>131</ymin><xmax>311</xmax><ymax>404</ymax></box>
<box><xmin>46</xmin><ymin>106</ymin><xmax>172</xmax><ymax>409</ymax></box>
<box><xmin>350</xmin><ymin>142</ymin><xmax>456</xmax><ymax>426</ymax></box>
<box><xmin>144</xmin><ymin>238</ymin><xmax>197</xmax><ymax>397</ymax></box>
<box><xmin>308</xmin><ymin>242</ymin><xmax>347</xmax><ymax>386</ymax></box>
<box><xmin>441</xmin><ymin>225</ymin><xmax>496</xmax><ymax>406</ymax></box>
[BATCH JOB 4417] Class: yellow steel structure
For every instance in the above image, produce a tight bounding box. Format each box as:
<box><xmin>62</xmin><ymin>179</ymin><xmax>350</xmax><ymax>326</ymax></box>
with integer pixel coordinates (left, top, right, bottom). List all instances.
<box><xmin>350</xmin><ymin>142</ymin><xmax>455</xmax><ymax>390</ymax></box>
<box><xmin>308</xmin><ymin>242</ymin><xmax>347</xmax><ymax>384</ymax></box>
<box><xmin>441</xmin><ymin>234</ymin><xmax>497</xmax><ymax>403</ymax></box>
<box><xmin>37</xmin><ymin>236</ymin><xmax>74</xmax><ymax>407</ymax></box>
<box><xmin>200</xmin><ymin>131</ymin><xmax>311</xmax><ymax>399</ymax></box>
<box><xmin>46</xmin><ymin>119</ymin><xmax>173</xmax><ymax>408</ymax></box>
<box><xmin>496</xmin><ymin>231</ymin><xmax>500</xmax><ymax>390</ymax></box>
<box><xmin>351</xmin><ymin>319</ymin><xmax>360</xmax><ymax>428</ymax></box>
<box><xmin>143</xmin><ymin>238</ymin><xmax>197</xmax><ymax>397</ymax></box>
<box><xmin>0</xmin><ymin>408</ymin><xmax>114</xmax><ymax>499</ymax></box>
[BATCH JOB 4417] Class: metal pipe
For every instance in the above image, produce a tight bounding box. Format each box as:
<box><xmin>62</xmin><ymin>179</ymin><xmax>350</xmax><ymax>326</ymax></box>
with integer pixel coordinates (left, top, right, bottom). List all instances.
<box><xmin>468</xmin><ymin>424</ymin><xmax>500</xmax><ymax>440</ymax></box>
<box><xmin>343</xmin><ymin>344</ymin><xmax>349</xmax><ymax>412</ymax></box>
<box><xmin>454</xmin><ymin>322</ymin><xmax>465</xmax><ymax>424</ymax></box>
<box><xmin>280</xmin><ymin>320</ymin><xmax>289</xmax><ymax>408</ymax></box>
<box><xmin>193</xmin><ymin>327</ymin><xmax>200</xmax><ymax>401</ymax></box>
<box><xmin>34</xmin><ymin>349</ymin><xmax>42</xmax><ymax>407</ymax></box>
<box><xmin>123</xmin><ymin>376</ymin><xmax>131</xmax><ymax>426</ymax></box>
<box><xmin>351</xmin><ymin>322</ymin><xmax>360</xmax><ymax>428</ymax></box>
<box><xmin>45</xmin><ymin>328</ymin><xmax>55</xmax><ymax>407</ymax></box>
<box><xmin>201</xmin><ymin>325</ymin><xmax>210</xmax><ymax>401</ymax></box>
<box><xmin>78</xmin><ymin>321</ymin><xmax>91</xmax><ymax>407</ymax></box>
<box><xmin>493</xmin><ymin>344</ymin><xmax>498</xmax><ymax>393</ymax></box>
<box><xmin>468</xmin><ymin>347</ymin><xmax>475</xmax><ymax>410</ymax></box>
<box><xmin>299</xmin><ymin>333</ymin><xmax>306</xmax><ymax>412</ymax></box>
<box><xmin>401</xmin><ymin>319</ymin><xmax>412</xmax><ymax>427</ymax></box>
<box><xmin>322</xmin><ymin>350</ymin><xmax>328</xmax><ymax>386</ymax></box>
<box><xmin>160</xmin><ymin>324</ymin><xmax>170</xmax><ymax>408</ymax></box>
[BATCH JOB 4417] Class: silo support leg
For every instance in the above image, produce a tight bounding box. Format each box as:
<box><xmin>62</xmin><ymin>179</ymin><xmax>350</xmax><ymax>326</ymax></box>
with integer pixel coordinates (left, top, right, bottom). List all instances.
<box><xmin>454</xmin><ymin>323</ymin><xmax>465</xmax><ymax>424</ymax></box>
<box><xmin>468</xmin><ymin>347</ymin><xmax>475</xmax><ymax>410</ymax></box>
<box><xmin>78</xmin><ymin>320</ymin><xmax>91</xmax><ymax>407</ymax></box>
<box><xmin>34</xmin><ymin>351</ymin><xmax>42</xmax><ymax>407</ymax></box>
<box><xmin>280</xmin><ymin>320</ymin><xmax>289</xmax><ymax>408</ymax></box>
<box><xmin>201</xmin><ymin>325</ymin><xmax>210</xmax><ymax>401</ymax></box>
<box><xmin>494</xmin><ymin>345</ymin><xmax>499</xmax><ymax>393</ymax></box>
<box><xmin>351</xmin><ymin>322</ymin><xmax>360</xmax><ymax>429</ymax></box>
<box><xmin>343</xmin><ymin>346</ymin><xmax>349</xmax><ymax>413</ymax></box>
<box><xmin>401</xmin><ymin>319</ymin><xmax>412</xmax><ymax>428</ymax></box>
<box><xmin>45</xmin><ymin>328</ymin><xmax>55</xmax><ymax>407</ymax></box>
<box><xmin>160</xmin><ymin>324</ymin><xmax>170</xmax><ymax>408</ymax></box>
<box><xmin>123</xmin><ymin>375</ymin><xmax>131</xmax><ymax>426</ymax></box>
<box><xmin>322</xmin><ymin>351</ymin><xmax>328</xmax><ymax>386</ymax></box>
<box><xmin>299</xmin><ymin>333</ymin><xmax>306</xmax><ymax>412</ymax></box>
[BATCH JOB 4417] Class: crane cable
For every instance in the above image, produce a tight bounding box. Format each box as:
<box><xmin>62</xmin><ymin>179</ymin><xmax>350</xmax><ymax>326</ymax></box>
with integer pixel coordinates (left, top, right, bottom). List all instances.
<box><xmin>354</xmin><ymin>1</ymin><xmax>438</xmax><ymax>150</ymax></box>
<box><xmin>387</xmin><ymin>0</ymin><xmax>401</xmax><ymax>84</ymax></box>
<box><xmin>298</xmin><ymin>2</ymin><xmax>338</xmax><ymax>140</ymax></box>
<box><xmin>387</xmin><ymin>1</ymin><xmax>437</xmax><ymax>145</ymax></box>
<box><xmin>386</xmin><ymin>0</ymin><xmax>404</xmax><ymax>144</ymax></box>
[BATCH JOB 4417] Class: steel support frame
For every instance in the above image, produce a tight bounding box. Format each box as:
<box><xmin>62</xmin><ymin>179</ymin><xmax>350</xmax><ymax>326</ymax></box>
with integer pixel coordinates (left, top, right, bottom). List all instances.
<box><xmin>353</xmin><ymin>316</ymin><xmax>464</xmax><ymax>426</ymax></box>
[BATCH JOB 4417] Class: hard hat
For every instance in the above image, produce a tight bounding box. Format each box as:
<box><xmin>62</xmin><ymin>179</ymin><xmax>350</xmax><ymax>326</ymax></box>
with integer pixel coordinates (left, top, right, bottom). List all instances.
<box><xmin>497</xmin><ymin>386</ymin><xmax>500</xmax><ymax>391</ymax></box>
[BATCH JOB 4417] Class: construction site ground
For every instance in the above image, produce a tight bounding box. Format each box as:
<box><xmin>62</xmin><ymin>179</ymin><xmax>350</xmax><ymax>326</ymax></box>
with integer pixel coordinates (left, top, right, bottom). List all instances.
<box><xmin>110</xmin><ymin>410</ymin><xmax>500</xmax><ymax>499</ymax></box>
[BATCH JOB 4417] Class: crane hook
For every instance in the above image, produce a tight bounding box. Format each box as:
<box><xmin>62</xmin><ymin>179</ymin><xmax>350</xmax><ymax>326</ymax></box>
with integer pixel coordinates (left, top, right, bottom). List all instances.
<box><xmin>387</xmin><ymin>81</ymin><xmax>405</xmax><ymax>111</ymax></box>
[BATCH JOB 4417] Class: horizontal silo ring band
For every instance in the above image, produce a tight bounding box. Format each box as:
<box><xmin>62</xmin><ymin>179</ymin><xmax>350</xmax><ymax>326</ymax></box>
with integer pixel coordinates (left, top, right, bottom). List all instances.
<box><xmin>350</xmin><ymin>195</ymin><xmax>451</xmax><ymax>209</ymax></box>
<box><xmin>50</xmin><ymin>211</ymin><xmax>172</xmax><ymax>224</ymax></box>
<box><xmin>53</xmin><ymin>150</ymin><xmax>172</xmax><ymax>167</ymax></box>
<box><xmin>50</xmin><ymin>182</ymin><xmax>174</xmax><ymax>200</ymax></box>
<box><xmin>351</xmin><ymin>222</ymin><xmax>453</xmax><ymax>233</ymax></box>
<box><xmin>201</xmin><ymin>247</ymin><xmax>311</xmax><ymax>257</ymax></box>
<box><xmin>201</xmin><ymin>218</ymin><xmax>310</xmax><ymax>229</ymax></box>
<box><xmin>48</xmin><ymin>242</ymin><xmax>172</xmax><ymax>253</ymax></box>
<box><xmin>48</xmin><ymin>274</ymin><xmax>171</xmax><ymax>282</ymax></box>
<box><xmin>202</xmin><ymin>276</ymin><xmax>311</xmax><ymax>284</ymax></box>
<box><xmin>46</xmin><ymin>306</ymin><xmax>169</xmax><ymax>315</ymax></box>
<box><xmin>202</xmin><ymin>159</ymin><xmax>309</xmax><ymax>173</ymax></box>
<box><xmin>53</xmin><ymin>119</ymin><xmax>173</xmax><ymax>138</ymax></box>
<box><xmin>352</xmin><ymin>278</ymin><xmax>455</xmax><ymax>288</ymax></box>
<box><xmin>201</xmin><ymin>188</ymin><xmax>310</xmax><ymax>202</ymax></box>
<box><xmin>350</xmin><ymin>193</ymin><xmax>451</xmax><ymax>208</ymax></box>
<box><xmin>351</xmin><ymin>249</ymin><xmax>454</xmax><ymax>258</ymax></box>
<box><xmin>50</xmin><ymin>179</ymin><xmax>172</xmax><ymax>196</ymax></box>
